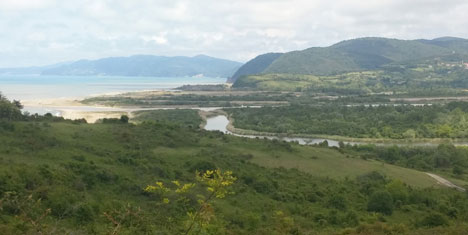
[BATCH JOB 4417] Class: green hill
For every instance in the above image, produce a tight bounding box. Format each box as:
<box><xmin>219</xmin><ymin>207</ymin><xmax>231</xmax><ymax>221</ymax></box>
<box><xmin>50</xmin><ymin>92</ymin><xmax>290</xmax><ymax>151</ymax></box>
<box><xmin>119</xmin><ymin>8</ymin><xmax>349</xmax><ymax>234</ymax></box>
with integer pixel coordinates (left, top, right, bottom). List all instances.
<box><xmin>417</xmin><ymin>37</ymin><xmax>468</xmax><ymax>54</ymax></box>
<box><xmin>231</xmin><ymin>37</ymin><xmax>468</xmax><ymax>85</ymax></box>
<box><xmin>264</xmin><ymin>48</ymin><xmax>362</xmax><ymax>75</ymax></box>
<box><xmin>227</xmin><ymin>53</ymin><xmax>282</xmax><ymax>83</ymax></box>
<box><xmin>264</xmin><ymin>37</ymin><xmax>452</xmax><ymax>75</ymax></box>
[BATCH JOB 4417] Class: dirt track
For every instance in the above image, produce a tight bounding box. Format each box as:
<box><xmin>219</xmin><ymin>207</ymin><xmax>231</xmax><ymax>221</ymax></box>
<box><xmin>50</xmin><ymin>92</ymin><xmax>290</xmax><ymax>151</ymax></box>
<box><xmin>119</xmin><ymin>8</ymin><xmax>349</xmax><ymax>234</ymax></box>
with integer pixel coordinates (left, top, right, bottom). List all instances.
<box><xmin>426</xmin><ymin>173</ymin><xmax>466</xmax><ymax>192</ymax></box>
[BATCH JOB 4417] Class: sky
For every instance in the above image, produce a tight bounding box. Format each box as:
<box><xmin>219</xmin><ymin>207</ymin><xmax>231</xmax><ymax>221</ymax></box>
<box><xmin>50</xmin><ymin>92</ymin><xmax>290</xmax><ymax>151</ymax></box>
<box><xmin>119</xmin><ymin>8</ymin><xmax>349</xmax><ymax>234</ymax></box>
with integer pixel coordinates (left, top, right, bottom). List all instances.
<box><xmin>1</xmin><ymin>0</ymin><xmax>468</xmax><ymax>68</ymax></box>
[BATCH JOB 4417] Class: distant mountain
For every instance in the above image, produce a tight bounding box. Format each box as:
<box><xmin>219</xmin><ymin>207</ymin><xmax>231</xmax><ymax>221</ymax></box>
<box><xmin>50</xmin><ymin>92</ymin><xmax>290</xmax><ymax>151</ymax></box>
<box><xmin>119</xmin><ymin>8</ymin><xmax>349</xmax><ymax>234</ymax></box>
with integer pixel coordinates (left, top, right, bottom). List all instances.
<box><xmin>227</xmin><ymin>53</ymin><xmax>282</xmax><ymax>83</ymax></box>
<box><xmin>0</xmin><ymin>62</ymin><xmax>71</xmax><ymax>75</ymax></box>
<box><xmin>230</xmin><ymin>37</ymin><xmax>468</xmax><ymax>84</ymax></box>
<box><xmin>0</xmin><ymin>55</ymin><xmax>242</xmax><ymax>78</ymax></box>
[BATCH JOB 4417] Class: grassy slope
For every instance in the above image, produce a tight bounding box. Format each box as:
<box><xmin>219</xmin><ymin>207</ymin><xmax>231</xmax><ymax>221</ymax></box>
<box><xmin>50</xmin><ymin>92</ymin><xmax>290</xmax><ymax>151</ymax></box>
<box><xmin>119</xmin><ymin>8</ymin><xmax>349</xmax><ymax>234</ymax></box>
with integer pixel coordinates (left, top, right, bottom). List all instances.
<box><xmin>1</xmin><ymin>121</ymin><xmax>468</xmax><ymax>233</ymax></box>
<box><xmin>0</xmin><ymin>122</ymin><xmax>448</xmax><ymax>189</ymax></box>
<box><xmin>131</xmin><ymin>109</ymin><xmax>462</xmax><ymax>188</ymax></box>
<box><xmin>243</xmin><ymin>143</ymin><xmax>439</xmax><ymax>188</ymax></box>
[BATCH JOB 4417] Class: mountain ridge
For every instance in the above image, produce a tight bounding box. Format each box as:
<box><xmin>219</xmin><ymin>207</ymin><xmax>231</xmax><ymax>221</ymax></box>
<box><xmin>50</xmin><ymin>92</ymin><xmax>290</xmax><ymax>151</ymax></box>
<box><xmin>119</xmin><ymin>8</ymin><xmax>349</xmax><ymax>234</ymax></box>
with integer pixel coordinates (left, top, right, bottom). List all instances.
<box><xmin>230</xmin><ymin>36</ymin><xmax>468</xmax><ymax>84</ymax></box>
<box><xmin>0</xmin><ymin>54</ymin><xmax>242</xmax><ymax>78</ymax></box>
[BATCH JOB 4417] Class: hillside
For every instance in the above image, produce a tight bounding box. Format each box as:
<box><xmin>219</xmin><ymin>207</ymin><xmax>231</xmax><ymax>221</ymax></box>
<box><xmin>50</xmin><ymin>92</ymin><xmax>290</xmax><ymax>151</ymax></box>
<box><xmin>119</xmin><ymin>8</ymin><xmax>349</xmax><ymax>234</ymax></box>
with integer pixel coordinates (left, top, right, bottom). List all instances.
<box><xmin>227</xmin><ymin>53</ymin><xmax>282</xmax><ymax>83</ymax></box>
<box><xmin>1</xmin><ymin>55</ymin><xmax>242</xmax><ymax>78</ymax></box>
<box><xmin>230</xmin><ymin>37</ymin><xmax>468</xmax><ymax>84</ymax></box>
<box><xmin>2</xmin><ymin>96</ymin><xmax>468</xmax><ymax>233</ymax></box>
<box><xmin>417</xmin><ymin>37</ymin><xmax>468</xmax><ymax>54</ymax></box>
<box><xmin>1</xmin><ymin>118</ymin><xmax>467</xmax><ymax>234</ymax></box>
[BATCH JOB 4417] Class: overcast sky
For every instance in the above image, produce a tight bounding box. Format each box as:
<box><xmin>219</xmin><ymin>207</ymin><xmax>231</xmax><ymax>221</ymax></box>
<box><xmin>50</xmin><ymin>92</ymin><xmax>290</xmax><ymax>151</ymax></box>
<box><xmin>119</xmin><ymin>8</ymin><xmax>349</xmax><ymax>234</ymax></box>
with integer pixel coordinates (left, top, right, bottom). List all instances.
<box><xmin>1</xmin><ymin>0</ymin><xmax>468</xmax><ymax>67</ymax></box>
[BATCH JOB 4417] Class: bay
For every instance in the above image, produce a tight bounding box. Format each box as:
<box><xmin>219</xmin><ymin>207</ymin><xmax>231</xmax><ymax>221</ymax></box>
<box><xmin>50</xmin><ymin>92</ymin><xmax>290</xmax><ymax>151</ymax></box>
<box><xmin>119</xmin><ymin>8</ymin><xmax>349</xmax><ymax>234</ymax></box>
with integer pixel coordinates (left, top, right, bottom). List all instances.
<box><xmin>0</xmin><ymin>74</ymin><xmax>226</xmax><ymax>101</ymax></box>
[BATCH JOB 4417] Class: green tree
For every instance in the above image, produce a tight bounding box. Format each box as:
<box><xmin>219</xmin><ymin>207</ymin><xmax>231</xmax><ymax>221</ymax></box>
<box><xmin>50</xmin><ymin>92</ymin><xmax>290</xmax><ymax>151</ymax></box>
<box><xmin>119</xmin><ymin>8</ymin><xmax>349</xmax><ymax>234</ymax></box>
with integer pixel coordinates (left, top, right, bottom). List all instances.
<box><xmin>403</xmin><ymin>129</ymin><xmax>416</xmax><ymax>139</ymax></box>
<box><xmin>385</xmin><ymin>180</ymin><xmax>408</xmax><ymax>205</ymax></box>
<box><xmin>453</xmin><ymin>165</ymin><xmax>464</xmax><ymax>176</ymax></box>
<box><xmin>419</xmin><ymin>212</ymin><xmax>449</xmax><ymax>227</ymax></box>
<box><xmin>367</xmin><ymin>190</ymin><xmax>394</xmax><ymax>215</ymax></box>
<box><xmin>120</xmin><ymin>115</ymin><xmax>129</xmax><ymax>123</ymax></box>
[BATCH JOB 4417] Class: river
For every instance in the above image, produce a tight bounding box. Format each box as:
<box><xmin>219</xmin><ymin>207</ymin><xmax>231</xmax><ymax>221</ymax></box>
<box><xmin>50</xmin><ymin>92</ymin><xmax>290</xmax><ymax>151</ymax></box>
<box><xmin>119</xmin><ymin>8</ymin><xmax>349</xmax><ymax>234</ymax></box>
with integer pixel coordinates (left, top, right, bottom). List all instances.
<box><xmin>203</xmin><ymin>115</ymin><xmax>360</xmax><ymax>147</ymax></box>
<box><xmin>203</xmin><ymin>115</ymin><xmax>468</xmax><ymax>147</ymax></box>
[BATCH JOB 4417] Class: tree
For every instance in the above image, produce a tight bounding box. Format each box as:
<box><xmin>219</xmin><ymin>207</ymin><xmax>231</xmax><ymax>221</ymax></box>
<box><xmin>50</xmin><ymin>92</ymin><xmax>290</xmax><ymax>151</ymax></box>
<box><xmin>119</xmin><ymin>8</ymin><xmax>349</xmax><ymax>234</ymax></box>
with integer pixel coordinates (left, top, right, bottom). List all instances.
<box><xmin>385</xmin><ymin>180</ymin><xmax>408</xmax><ymax>204</ymax></box>
<box><xmin>145</xmin><ymin>169</ymin><xmax>237</xmax><ymax>235</ymax></box>
<box><xmin>12</xmin><ymin>100</ymin><xmax>23</xmax><ymax>109</ymax></box>
<box><xmin>453</xmin><ymin>165</ymin><xmax>464</xmax><ymax>176</ymax></box>
<box><xmin>403</xmin><ymin>129</ymin><xmax>416</xmax><ymax>139</ymax></box>
<box><xmin>0</xmin><ymin>96</ymin><xmax>23</xmax><ymax>120</ymax></box>
<box><xmin>367</xmin><ymin>190</ymin><xmax>394</xmax><ymax>215</ymax></box>
<box><xmin>419</xmin><ymin>212</ymin><xmax>449</xmax><ymax>227</ymax></box>
<box><xmin>120</xmin><ymin>115</ymin><xmax>129</xmax><ymax>123</ymax></box>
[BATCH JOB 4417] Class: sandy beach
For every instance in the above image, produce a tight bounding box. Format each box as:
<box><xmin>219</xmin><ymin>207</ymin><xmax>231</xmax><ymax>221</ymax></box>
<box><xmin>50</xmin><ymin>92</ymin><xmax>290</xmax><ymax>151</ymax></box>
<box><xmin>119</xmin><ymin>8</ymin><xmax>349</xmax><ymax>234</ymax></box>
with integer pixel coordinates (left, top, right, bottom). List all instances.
<box><xmin>21</xmin><ymin>95</ymin><xmax>132</xmax><ymax>123</ymax></box>
<box><xmin>20</xmin><ymin>91</ymin><xmax>224</xmax><ymax>123</ymax></box>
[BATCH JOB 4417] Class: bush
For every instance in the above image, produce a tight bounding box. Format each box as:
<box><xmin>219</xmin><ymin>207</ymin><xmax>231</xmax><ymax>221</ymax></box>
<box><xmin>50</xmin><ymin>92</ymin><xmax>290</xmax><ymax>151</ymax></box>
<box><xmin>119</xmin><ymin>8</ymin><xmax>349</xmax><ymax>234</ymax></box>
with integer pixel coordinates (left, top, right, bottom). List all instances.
<box><xmin>419</xmin><ymin>212</ymin><xmax>449</xmax><ymax>227</ymax></box>
<box><xmin>120</xmin><ymin>115</ymin><xmax>129</xmax><ymax>123</ymax></box>
<box><xmin>190</xmin><ymin>161</ymin><xmax>216</xmax><ymax>173</ymax></box>
<box><xmin>0</xmin><ymin>120</ymin><xmax>15</xmax><ymax>131</ymax></box>
<box><xmin>367</xmin><ymin>190</ymin><xmax>394</xmax><ymax>215</ymax></box>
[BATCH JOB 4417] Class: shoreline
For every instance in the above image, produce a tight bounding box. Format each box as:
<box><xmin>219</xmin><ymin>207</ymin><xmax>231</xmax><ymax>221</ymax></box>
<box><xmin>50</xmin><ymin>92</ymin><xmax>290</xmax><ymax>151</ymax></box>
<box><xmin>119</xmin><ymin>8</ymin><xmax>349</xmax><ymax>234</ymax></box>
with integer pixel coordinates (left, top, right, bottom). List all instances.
<box><xmin>21</xmin><ymin>90</ymin><xmax>229</xmax><ymax>123</ymax></box>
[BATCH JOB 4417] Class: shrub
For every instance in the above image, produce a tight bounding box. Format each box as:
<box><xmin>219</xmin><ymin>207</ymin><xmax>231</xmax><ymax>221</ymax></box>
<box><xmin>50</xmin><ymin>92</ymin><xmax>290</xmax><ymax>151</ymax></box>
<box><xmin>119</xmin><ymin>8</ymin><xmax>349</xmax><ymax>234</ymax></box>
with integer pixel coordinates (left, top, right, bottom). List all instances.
<box><xmin>419</xmin><ymin>212</ymin><xmax>449</xmax><ymax>227</ymax></box>
<box><xmin>367</xmin><ymin>190</ymin><xmax>394</xmax><ymax>215</ymax></box>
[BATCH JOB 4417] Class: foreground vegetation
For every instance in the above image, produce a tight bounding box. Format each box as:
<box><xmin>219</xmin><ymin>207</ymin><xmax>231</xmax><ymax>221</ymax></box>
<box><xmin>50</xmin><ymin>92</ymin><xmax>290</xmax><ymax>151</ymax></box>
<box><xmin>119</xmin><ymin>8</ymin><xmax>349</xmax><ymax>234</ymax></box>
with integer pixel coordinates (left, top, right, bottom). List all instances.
<box><xmin>2</xmin><ymin>94</ymin><xmax>468</xmax><ymax>234</ymax></box>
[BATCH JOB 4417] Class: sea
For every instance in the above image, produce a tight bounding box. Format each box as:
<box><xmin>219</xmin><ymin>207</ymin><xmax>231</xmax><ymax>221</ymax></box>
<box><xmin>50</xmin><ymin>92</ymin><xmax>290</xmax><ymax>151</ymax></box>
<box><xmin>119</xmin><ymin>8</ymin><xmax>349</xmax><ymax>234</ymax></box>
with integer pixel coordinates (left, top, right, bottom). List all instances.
<box><xmin>0</xmin><ymin>74</ymin><xmax>226</xmax><ymax>101</ymax></box>
<box><xmin>0</xmin><ymin>74</ymin><xmax>226</xmax><ymax>115</ymax></box>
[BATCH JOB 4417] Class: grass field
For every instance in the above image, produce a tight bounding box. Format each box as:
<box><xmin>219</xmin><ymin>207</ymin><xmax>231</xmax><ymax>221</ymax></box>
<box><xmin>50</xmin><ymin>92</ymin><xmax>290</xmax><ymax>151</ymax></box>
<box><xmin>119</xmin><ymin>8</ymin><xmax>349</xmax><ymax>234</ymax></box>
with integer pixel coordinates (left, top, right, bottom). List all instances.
<box><xmin>151</xmin><ymin>134</ymin><xmax>457</xmax><ymax>188</ymax></box>
<box><xmin>244</xmin><ymin>144</ymin><xmax>442</xmax><ymax>188</ymax></box>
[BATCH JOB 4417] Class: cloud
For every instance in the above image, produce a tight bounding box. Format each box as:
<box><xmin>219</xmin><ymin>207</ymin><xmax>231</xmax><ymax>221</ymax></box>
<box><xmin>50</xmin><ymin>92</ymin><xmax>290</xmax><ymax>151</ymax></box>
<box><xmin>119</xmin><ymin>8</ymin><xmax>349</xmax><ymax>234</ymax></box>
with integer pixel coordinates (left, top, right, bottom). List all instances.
<box><xmin>142</xmin><ymin>34</ymin><xmax>169</xmax><ymax>45</ymax></box>
<box><xmin>0</xmin><ymin>0</ymin><xmax>54</xmax><ymax>10</ymax></box>
<box><xmin>1</xmin><ymin>0</ymin><xmax>468</xmax><ymax>67</ymax></box>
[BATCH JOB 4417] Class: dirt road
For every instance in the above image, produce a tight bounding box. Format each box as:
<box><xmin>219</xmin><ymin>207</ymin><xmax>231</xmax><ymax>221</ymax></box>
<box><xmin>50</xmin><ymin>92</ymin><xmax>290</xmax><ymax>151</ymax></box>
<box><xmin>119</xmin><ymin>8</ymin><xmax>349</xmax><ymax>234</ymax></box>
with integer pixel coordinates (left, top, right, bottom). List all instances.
<box><xmin>426</xmin><ymin>173</ymin><xmax>466</xmax><ymax>192</ymax></box>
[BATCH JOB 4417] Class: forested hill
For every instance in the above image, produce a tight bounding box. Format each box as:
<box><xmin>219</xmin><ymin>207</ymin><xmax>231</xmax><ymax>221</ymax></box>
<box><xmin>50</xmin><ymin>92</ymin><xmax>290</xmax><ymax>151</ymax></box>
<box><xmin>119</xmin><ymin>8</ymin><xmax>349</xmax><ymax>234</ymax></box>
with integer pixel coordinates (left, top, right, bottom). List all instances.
<box><xmin>1</xmin><ymin>55</ymin><xmax>242</xmax><ymax>78</ymax></box>
<box><xmin>229</xmin><ymin>37</ymin><xmax>468</xmax><ymax>83</ymax></box>
<box><xmin>227</xmin><ymin>53</ymin><xmax>283</xmax><ymax>83</ymax></box>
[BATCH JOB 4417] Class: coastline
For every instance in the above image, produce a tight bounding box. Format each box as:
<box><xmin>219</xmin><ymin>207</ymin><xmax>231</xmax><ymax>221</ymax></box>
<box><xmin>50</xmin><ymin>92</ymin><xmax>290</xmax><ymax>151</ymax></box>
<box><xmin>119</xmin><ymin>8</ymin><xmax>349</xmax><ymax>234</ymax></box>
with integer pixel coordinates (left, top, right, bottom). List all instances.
<box><xmin>20</xmin><ymin>90</ymin><xmax>226</xmax><ymax>123</ymax></box>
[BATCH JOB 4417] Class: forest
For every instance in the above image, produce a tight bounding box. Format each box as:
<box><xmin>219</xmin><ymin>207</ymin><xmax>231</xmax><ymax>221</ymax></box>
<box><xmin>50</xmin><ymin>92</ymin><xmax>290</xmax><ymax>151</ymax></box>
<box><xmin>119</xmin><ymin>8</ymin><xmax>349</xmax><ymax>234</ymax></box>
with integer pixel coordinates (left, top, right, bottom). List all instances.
<box><xmin>2</xmin><ymin>94</ymin><xmax>468</xmax><ymax>234</ymax></box>
<box><xmin>233</xmin><ymin>62</ymin><xmax>468</xmax><ymax>95</ymax></box>
<box><xmin>227</xmin><ymin>102</ymin><xmax>468</xmax><ymax>139</ymax></box>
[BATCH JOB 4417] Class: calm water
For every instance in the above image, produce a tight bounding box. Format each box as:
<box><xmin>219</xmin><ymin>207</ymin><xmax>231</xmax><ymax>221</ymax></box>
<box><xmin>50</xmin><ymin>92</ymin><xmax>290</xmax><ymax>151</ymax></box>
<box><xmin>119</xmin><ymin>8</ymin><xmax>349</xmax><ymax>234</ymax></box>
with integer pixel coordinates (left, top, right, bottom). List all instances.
<box><xmin>204</xmin><ymin>115</ymin><xmax>230</xmax><ymax>133</ymax></box>
<box><xmin>0</xmin><ymin>75</ymin><xmax>226</xmax><ymax>101</ymax></box>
